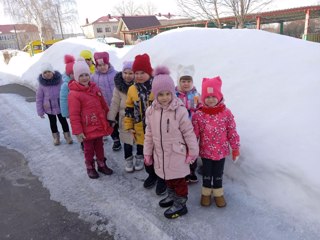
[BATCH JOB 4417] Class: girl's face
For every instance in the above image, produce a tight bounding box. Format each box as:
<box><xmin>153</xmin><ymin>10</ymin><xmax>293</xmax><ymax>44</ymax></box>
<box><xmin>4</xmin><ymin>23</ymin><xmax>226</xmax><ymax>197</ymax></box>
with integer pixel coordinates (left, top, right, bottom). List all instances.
<box><xmin>180</xmin><ymin>79</ymin><xmax>193</xmax><ymax>92</ymax></box>
<box><xmin>96</xmin><ymin>62</ymin><xmax>109</xmax><ymax>73</ymax></box>
<box><xmin>85</xmin><ymin>58</ymin><xmax>93</xmax><ymax>66</ymax></box>
<box><xmin>135</xmin><ymin>71</ymin><xmax>150</xmax><ymax>83</ymax></box>
<box><xmin>204</xmin><ymin>96</ymin><xmax>219</xmax><ymax>107</ymax></box>
<box><xmin>157</xmin><ymin>91</ymin><xmax>172</xmax><ymax>106</ymax></box>
<box><xmin>122</xmin><ymin>69</ymin><xmax>134</xmax><ymax>84</ymax></box>
<box><xmin>42</xmin><ymin>71</ymin><xmax>54</xmax><ymax>80</ymax></box>
<box><xmin>78</xmin><ymin>73</ymin><xmax>90</xmax><ymax>86</ymax></box>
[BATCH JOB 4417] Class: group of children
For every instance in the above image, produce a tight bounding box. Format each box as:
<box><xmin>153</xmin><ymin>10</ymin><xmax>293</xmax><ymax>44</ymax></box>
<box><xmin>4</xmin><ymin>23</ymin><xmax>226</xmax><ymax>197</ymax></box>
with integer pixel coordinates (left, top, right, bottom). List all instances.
<box><xmin>36</xmin><ymin>50</ymin><xmax>240</xmax><ymax>219</ymax></box>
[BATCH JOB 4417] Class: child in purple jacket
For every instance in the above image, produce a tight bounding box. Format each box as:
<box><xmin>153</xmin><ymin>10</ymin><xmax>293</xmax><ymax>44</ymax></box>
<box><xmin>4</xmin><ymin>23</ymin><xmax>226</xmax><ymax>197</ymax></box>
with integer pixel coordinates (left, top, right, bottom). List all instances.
<box><xmin>91</xmin><ymin>52</ymin><xmax>121</xmax><ymax>151</ymax></box>
<box><xmin>36</xmin><ymin>63</ymin><xmax>71</xmax><ymax>146</ymax></box>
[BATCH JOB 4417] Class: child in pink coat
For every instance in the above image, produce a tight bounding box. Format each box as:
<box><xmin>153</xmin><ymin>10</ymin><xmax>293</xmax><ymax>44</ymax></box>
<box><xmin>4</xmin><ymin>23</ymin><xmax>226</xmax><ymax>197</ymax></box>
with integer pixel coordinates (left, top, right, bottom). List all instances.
<box><xmin>144</xmin><ymin>66</ymin><xmax>199</xmax><ymax>219</ymax></box>
<box><xmin>192</xmin><ymin>76</ymin><xmax>240</xmax><ymax>207</ymax></box>
<box><xmin>68</xmin><ymin>58</ymin><xmax>114</xmax><ymax>179</ymax></box>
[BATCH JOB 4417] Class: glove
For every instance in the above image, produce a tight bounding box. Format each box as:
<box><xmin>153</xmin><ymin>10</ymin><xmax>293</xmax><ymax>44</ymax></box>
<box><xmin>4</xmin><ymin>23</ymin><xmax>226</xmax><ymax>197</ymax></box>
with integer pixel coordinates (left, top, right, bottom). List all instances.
<box><xmin>232</xmin><ymin>149</ymin><xmax>240</xmax><ymax>163</ymax></box>
<box><xmin>76</xmin><ymin>133</ymin><xmax>86</xmax><ymax>143</ymax></box>
<box><xmin>185</xmin><ymin>155</ymin><xmax>197</xmax><ymax>164</ymax></box>
<box><xmin>144</xmin><ymin>155</ymin><xmax>153</xmax><ymax>166</ymax></box>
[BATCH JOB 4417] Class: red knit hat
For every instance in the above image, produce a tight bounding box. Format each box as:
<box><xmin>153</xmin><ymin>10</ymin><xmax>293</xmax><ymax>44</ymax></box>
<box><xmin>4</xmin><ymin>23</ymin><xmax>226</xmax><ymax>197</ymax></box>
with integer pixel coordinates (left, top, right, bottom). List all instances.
<box><xmin>201</xmin><ymin>76</ymin><xmax>223</xmax><ymax>103</ymax></box>
<box><xmin>132</xmin><ymin>53</ymin><xmax>153</xmax><ymax>76</ymax></box>
<box><xmin>64</xmin><ymin>54</ymin><xmax>75</xmax><ymax>76</ymax></box>
<box><xmin>94</xmin><ymin>52</ymin><xmax>109</xmax><ymax>65</ymax></box>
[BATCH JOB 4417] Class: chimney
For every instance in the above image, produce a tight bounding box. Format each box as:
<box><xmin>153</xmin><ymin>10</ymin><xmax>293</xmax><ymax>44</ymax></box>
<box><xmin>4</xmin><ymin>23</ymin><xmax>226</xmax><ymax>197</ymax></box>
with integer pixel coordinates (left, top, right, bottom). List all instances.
<box><xmin>168</xmin><ymin>13</ymin><xmax>171</xmax><ymax>19</ymax></box>
<box><xmin>108</xmin><ymin>14</ymin><xmax>111</xmax><ymax>18</ymax></box>
<box><xmin>122</xmin><ymin>13</ymin><xmax>125</xmax><ymax>17</ymax></box>
<box><xmin>85</xmin><ymin>18</ymin><xmax>89</xmax><ymax>24</ymax></box>
<box><xmin>159</xmin><ymin>13</ymin><xmax>161</xmax><ymax>16</ymax></box>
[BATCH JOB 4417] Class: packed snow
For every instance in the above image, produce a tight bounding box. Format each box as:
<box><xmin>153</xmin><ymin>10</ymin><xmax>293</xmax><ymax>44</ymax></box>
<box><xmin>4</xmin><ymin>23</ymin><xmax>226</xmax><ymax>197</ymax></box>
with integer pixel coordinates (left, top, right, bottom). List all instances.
<box><xmin>1</xmin><ymin>27</ymin><xmax>320</xmax><ymax>240</ymax></box>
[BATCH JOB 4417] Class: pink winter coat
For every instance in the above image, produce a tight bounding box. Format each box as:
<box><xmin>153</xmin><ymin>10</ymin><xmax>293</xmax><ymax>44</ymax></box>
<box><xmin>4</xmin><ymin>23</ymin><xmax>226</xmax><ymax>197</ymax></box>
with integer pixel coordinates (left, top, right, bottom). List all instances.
<box><xmin>68</xmin><ymin>80</ymin><xmax>113</xmax><ymax>140</ymax></box>
<box><xmin>192</xmin><ymin>103</ymin><xmax>240</xmax><ymax>160</ymax></box>
<box><xmin>144</xmin><ymin>97</ymin><xmax>199</xmax><ymax>180</ymax></box>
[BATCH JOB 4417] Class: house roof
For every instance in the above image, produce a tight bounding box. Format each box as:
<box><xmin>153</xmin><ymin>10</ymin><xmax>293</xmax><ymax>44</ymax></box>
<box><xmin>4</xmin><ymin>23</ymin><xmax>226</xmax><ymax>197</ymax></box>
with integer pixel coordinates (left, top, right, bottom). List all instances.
<box><xmin>0</xmin><ymin>24</ymin><xmax>38</xmax><ymax>34</ymax></box>
<box><xmin>121</xmin><ymin>16</ymin><xmax>161</xmax><ymax>30</ymax></box>
<box><xmin>92</xmin><ymin>15</ymin><xmax>121</xmax><ymax>24</ymax></box>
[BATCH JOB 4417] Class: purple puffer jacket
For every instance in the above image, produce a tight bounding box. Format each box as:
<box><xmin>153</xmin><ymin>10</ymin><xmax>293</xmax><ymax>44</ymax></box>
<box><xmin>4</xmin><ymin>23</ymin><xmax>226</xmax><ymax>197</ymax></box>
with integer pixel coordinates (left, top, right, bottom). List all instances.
<box><xmin>91</xmin><ymin>64</ymin><xmax>117</xmax><ymax>106</ymax></box>
<box><xmin>36</xmin><ymin>71</ymin><xmax>62</xmax><ymax>116</ymax></box>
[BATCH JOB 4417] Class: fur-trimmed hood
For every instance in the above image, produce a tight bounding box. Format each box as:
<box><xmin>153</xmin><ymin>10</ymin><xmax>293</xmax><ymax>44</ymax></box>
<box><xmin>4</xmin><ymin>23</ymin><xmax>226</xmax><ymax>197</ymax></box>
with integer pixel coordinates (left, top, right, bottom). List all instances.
<box><xmin>114</xmin><ymin>71</ymin><xmax>133</xmax><ymax>94</ymax></box>
<box><xmin>38</xmin><ymin>71</ymin><xmax>62</xmax><ymax>86</ymax></box>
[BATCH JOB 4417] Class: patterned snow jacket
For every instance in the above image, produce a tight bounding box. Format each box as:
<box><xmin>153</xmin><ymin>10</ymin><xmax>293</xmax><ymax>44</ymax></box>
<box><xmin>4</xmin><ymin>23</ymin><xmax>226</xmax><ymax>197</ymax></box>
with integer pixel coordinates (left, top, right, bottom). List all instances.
<box><xmin>107</xmin><ymin>72</ymin><xmax>134</xmax><ymax>145</ymax></box>
<box><xmin>175</xmin><ymin>86</ymin><xmax>200</xmax><ymax>118</ymax></box>
<box><xmin>192</xmin><ymin>102</ymin><xmax>240</xmax><ymax>160</ymax></box>
<box><xmin>124</xmin><ymin>78</ymin><xmax>154</xmax><ymax>145</ymax></box>
<box><xmin>144</xmin><ymin>97</ymin><xmax>199</xmax><ymax>180</ymax></box>
<box><xmin>91</xmin><ymin>64</ymin><xmax>117</xmax><ymax>106</ymax></box>
<box><xmin>68</xmin><ymin>80</ymin><xmax>113</xmax><ymax>140</ymax></box>
<box><xmin>36</xmin><ymin>71</ymin><xmax>62</xmax><ymax>116</ymax></box>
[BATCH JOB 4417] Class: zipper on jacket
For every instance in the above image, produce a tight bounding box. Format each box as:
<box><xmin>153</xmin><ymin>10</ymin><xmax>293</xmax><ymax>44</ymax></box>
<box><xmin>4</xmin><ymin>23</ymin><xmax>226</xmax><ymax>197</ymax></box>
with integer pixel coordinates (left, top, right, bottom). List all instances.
<box><xmin>166</xmin><ymin>119</ymin><xmax>169</xmax><ymax>133</ymax></box>
<box><xmin>160</xmin><ymin>109</ymin><xmax>165</xmax><ymax>180</ymax></box>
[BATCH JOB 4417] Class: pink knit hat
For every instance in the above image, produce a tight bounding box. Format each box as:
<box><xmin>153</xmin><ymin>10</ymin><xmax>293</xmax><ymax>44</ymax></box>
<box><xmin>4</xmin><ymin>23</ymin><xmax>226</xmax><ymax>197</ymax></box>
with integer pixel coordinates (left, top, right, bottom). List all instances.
<box><xmin>64</xmin><ymin>54</ymin><xmax>75</xmax><ymax>76</ymax></box>
<box><xmin>152</xmin><ymin>66</ymin><xmax>175</xmax><ymax>97</ymax></box>
<box><xmin>94</xmin><ymin>52</ymin><xmax>109</xmax><ymax>65</ymax></box>
<box><xmin>201</xmin><ymin>76</ymin><xmax>223</xmax><ymax>103</ymax></box>
<box><xmin>73</xmin><ymin>58</ymin><xmax>91</xmax><ymax>81</ymax></box>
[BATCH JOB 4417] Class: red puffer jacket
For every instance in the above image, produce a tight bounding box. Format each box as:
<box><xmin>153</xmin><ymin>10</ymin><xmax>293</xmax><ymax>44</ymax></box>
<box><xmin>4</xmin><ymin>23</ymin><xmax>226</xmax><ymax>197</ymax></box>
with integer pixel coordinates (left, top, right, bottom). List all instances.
<box><xmin>68</xmin><ymin>80</ymin><xmax>113</xmax><ymax>140</ymax></box>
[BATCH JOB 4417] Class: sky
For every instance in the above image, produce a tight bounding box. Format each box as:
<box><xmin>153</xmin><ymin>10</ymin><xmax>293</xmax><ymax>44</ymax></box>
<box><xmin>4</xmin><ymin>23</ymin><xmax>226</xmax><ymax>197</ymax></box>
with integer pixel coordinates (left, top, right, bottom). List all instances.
<box><xmin>1</xmin><ymin>28</ymin><xmax>320</xmax><ymax>239</ymax></box>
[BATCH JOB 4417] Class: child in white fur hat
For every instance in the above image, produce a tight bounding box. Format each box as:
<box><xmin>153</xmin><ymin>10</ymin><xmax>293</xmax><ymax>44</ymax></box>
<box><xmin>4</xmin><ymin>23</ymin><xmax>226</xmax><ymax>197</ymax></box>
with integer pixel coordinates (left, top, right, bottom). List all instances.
<box><xmin>175</xmin><ymin>64</ymin><xmax>200</xmax><ymax>184</ymax></box>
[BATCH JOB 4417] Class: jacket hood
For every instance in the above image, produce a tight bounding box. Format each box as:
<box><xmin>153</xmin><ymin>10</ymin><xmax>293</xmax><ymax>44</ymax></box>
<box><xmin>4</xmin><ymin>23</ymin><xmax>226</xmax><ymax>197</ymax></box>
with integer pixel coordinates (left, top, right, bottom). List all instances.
<box><xmin>114</xmin><ymin>71</ymin><xmax>133</xmax><ymax>94</ymax></box>
<box><xmin>38</xmin><ymin>71</ymin><xmax>62</xmax><ymax>86</ymax></box>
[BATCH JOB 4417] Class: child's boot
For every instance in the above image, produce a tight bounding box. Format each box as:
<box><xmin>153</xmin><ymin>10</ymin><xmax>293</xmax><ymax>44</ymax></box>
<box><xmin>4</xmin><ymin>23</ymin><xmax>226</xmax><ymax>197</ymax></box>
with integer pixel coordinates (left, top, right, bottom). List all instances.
<box><xmin>85</xmin><ymin>160</ymin><xmax>99</xmax><ymax>179</ymax></box>
<box><xmin>212</xmin><ymin>188</ymin><xmax>226</xmax><ymax>208</ymax></box>
<box><xmin>134</xmin><ymin>155</ymin><xmax>144</xmax><ymax>171</ymax></box>
<box><xmin>200</xmin><ymin>187</ymin><xmax>212</xmax><ymax>207</ymax></box>
<box><xmin>159</xmin><ymin>187</ymin><xmax>174</xmax><ymax>208</ymax></box>
<box><xmin>164</xmin><ymin>195</ymin><xmax>188</xmax><ymax>219</ymax></box>
<box><xmin>52</xmin><ymin>132</ymin><xmax>60</xmax><ymax>146</ymax></box>
<box><xmin>63</xmin><ymin>132</ymin><xmax>73</xmax><ymax>144</ymax></box>
<box><xmin>97</xmin><ymin>158</ymin><xmax>113</xmax><ymax>175</ymax></box>
<box><xmin>125</xmin><ymin>156</ymin><xmax>134</xmax><ymax>172</ymax></box>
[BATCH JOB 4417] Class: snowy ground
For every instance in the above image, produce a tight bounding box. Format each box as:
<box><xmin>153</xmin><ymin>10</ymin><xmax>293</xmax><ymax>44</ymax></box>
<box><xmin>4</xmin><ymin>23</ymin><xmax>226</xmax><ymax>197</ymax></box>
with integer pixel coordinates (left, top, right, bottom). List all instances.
<box><xmin>1</xmin><ymin>27</ymin><xmax>320</xmax><ymax>239</ymax></box>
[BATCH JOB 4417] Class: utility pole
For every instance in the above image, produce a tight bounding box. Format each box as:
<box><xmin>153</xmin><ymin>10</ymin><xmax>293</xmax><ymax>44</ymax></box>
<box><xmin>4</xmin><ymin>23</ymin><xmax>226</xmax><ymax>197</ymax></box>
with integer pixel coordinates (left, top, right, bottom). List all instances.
<box><xmin>13</xmin><ymin>24</ymin><xmax>20</xmax><ymax>50</ymax></box>
<box><xmin>56</xmin><ymin>4</ymin><xmax>64</xmax><ymax>39</ymax></box>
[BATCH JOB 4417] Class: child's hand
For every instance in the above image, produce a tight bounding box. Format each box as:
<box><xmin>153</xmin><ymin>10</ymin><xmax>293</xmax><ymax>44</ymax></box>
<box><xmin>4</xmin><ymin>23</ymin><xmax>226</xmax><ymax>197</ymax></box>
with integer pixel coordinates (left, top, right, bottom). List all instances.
<box><xmin>76</xmin><ymin>133</ymin><xmax>86</xmax><ymax>143</ymax></box>
<box><xmin>144</xmin><ymin>155</ymin><xmax>153</xmax><ymax>166</ymax></box>
<box><xmin>185</xmin><ymin>155</ymin><xmax>197</xmax><ymax>164</ymax></box>
<box><xmin>232</xmin><ymin>149</ymin><xmax>240</xmax><ymax>163</ymax></box>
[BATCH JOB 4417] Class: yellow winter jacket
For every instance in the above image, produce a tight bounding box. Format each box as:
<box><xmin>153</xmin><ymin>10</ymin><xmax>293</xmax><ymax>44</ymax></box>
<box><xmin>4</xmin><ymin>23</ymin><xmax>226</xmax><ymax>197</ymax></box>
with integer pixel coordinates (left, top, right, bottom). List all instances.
<box><xmin>124</xmin><ymin>84</ymin><xmax>154</xmax><ymax>145</ymax></box>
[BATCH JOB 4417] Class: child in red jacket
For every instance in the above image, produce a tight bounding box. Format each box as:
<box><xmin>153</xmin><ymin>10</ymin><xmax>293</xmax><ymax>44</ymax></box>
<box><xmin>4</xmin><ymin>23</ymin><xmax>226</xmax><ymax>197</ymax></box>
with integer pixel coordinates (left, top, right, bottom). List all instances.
<box><xmin>192</xmin><ymin>76</ymin><xmax>240</xmax><ymax>207</ymax></box>
<box><xmin>68</xmin><ymin>58</ymin><xmax>114</xmax><ymax>179</ymax></box>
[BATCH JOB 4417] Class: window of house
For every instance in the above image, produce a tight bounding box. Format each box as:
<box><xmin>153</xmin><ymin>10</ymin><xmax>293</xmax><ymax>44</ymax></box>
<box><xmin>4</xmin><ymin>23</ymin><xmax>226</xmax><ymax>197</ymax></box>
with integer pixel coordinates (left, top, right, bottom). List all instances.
<box><xmin>97</xmin><ymin>27</ymin><xmax>103</xmax><ymax>33</ymax></box>
<box><xmin>105</xmin><ymin>27</ymin><xmax>111</xmax><ymax>32</ymax></box>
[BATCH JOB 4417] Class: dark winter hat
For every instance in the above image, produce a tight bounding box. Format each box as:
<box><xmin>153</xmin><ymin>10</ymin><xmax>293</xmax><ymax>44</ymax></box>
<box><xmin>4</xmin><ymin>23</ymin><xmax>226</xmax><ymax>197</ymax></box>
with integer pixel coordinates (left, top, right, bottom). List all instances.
<box><xmin>152</xmin><ymin>66</ymin><xmax>175</xmax><ymax>97</ymax></box>
<box><xmin>73</xmin><ymin>57</ymin><xmax>91</xmax><ymax>81</ymax></box>
<box><xmin>201</xmin><ymin>76</ymin><xmax>223</xmax><ymax>103</ymax></box>
<box><xmin>94</xmin><ymin>52</ymin><xmax>109</xmax><ymax>65</ymax></box>
<box><xmin>132</xmin><ymin>53</ymin><xmax>153</xmax><ymax>76</ymax></box>
<box><xmin>64</xmin><ymin>54</ymin><xmax>75</xmax><ymax>76</ymax></box>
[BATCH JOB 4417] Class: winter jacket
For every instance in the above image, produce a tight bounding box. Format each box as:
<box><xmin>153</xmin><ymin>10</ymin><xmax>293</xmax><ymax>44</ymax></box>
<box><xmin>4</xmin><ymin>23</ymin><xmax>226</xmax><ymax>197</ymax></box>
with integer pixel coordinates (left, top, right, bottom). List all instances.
<box><xmin>175</xmin><ymin>86</ymin><xmax>200</xmax><ymax>118</ymax></box>
<box><xmin>68</xmin><ymin>80</ymin><xmax>113</xmax><ymax>140</ymax></box>
<box><xmin>144</xmin><ymin>97</ymin><xmax>199</xmax><ymax>180</ymax></box>
<box><xmin>107</xmin><ymin>72</ymin><xmax>134</xmax><ymax>145</ymax></box>
<box><xmin>192</xmin><ymin>102</ymin><xmax>240</xmax><ymax>160</ymax></box>
<box><xmin>124</xmin><ymin>79</ymin><xmax>154</xmax><ymax>145</ymax></box>
<box><xmin>91</xmin><ymin>64</ymin><xmax>117</xmax><ymax>105</ymax></box>
<box><xmin>36</xmin><ymin>71</ymin><xmax>62</xmax><ymax>116</ymax></box>
<box><xmin>59</xmin><ymin>73</ymin><xmax>72</xmax><ymax>118</ymax></box>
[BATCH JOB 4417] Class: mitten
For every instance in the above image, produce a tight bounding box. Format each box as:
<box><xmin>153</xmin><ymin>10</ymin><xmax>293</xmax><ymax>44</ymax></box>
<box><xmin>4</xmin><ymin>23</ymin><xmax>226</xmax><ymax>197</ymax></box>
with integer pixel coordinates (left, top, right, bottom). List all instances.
<box><xmin>144</xmin><ymin>155</ymin><xmax>153</xmax><ymax>166</ymax></box>
<box><xmin>232</xmin><ymin>149</ymin><xmax>240</xmax><ymax>163</ymax></box>
<box><xmin>185</xmin><ymin>155</ymin><xmax>197</xmax><ymax>164</ymax></box>
<box><xmin>76</xmin><ymin>133</ymin><xmax>86</xmax><ymax>143</ymax></box>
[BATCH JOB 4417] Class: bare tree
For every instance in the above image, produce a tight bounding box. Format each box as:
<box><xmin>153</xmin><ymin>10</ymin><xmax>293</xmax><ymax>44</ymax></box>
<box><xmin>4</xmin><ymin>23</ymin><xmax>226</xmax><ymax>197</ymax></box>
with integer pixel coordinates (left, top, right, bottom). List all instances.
<box><xmin>113</xmin><ymin>0</ymin><xmax>143</xmax><ymax>15</ymax></box>
<box><xmin>141</xmin><ymin>1</ymin><xmax>157</xmax><ymax>15</ymax></box>
<box><xmin>1</xmin><ymin>0</ymin><xmax>78</xmax><ymax>41</ymax></box>
<box><xmin>177</xmin><ymin>0</ymin><xmax>273</xmax><ymax>28</ymax></box>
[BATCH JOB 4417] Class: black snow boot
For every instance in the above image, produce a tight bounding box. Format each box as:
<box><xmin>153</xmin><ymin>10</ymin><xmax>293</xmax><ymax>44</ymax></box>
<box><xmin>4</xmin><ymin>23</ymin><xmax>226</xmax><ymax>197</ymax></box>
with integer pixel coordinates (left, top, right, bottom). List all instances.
<box><xmin>159</xmin><ymin>187</ymin><xmax>174</xmax><ymax>208</ymax></box>
<box><xmin>164</xmin><ymin>196</ymin><xmax>188</xmax><ymax>219</ymax></box>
